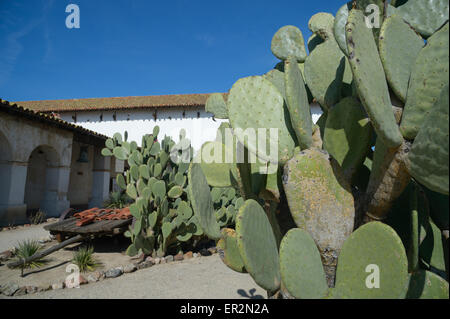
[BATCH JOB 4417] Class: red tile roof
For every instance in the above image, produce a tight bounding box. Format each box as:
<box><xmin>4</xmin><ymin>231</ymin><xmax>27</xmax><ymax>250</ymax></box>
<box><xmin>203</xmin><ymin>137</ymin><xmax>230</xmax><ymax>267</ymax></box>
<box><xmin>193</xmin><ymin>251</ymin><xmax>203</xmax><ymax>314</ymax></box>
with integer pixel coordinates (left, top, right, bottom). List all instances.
<box><xmin>0</xmin><ymin>99</ymin><xmax>108</xmax><ymax>142</ymax></box>
<box><xmin>15</xmin><ymin>93</ymin><xmax>228</xmax><ymax>113</ymax></box>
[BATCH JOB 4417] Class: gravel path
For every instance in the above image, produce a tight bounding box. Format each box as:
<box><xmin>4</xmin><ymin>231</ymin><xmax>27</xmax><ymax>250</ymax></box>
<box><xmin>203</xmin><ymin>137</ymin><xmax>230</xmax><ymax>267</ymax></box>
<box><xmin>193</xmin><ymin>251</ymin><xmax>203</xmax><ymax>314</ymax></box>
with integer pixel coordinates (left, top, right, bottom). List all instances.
<box><xmin>0</xmin><ymin>222</ymin><xmax>52</xmax><ymax>252</ymax></box>
<box><xmin>9</xmin><ymin>255</ymin><xmax>265</xmax><ymax>299</ymax></box>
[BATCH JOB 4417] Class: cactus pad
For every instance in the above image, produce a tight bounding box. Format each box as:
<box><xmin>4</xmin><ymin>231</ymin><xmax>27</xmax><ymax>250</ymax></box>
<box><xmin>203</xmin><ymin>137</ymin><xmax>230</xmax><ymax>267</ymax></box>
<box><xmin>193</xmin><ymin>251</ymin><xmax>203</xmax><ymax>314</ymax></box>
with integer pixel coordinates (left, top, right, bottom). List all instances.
<box><xmin>400</xmin><ymin>22</ymin><xmax>449</xmax><ymax>140</ymax></box>
<box><xmin>205</xmin><ymin>93</ymin><xmax>228</xmax><ymax>119</ymax></box>
<box><xmin>379</xmin><ymin>14</ymin><xmax>425</xmax><ymax>102</ymax></box>
<box><xmin>406</xmin><ymin>270</ymin><xmax>449</xmax><ymax>299</ymax></box>
<box><xmin>284</xmin><ymin>56</ymin><xmax>313</xmax><ymax>149</ymax></box>
<box><xmin>334</xmin><ymin>222</ymin><xmax>409</xmax><ymax>299</ymax></box>
<box><xmin>395</xmin><ymin>0</ymin><xmax>449</xmax><ymax>38</ymax></box>
<box><xmin>282</xmin><ymin>149</ymin><xmax>354</xmax><ymax>273</ymax></box>
<box><xmin>308</xmin><ymin>12</ymin><xmax>335</xmax><ymax>41</ymax></box>
<box><xmin>236</xmin><ymin>199</ymin><xmax>281</xmax><ymax>292</ymax></box>
<box><xmin>346</xmin><ymin>9</ymin><xmax>403</xmax><ymax>148</ymax></box>
<box><xmin>217</xmin><ymin>228</ymin><xmax>246</xmax><ymax>273</ymax></box>
<box><xmin>406</xmin><ymin>84</ymin><xmax>449</xmax><ymax>195</ymax></box>
<box><xmin>271</xmin><ymin>25</ymin><xmax>307</xmax><ymax>62</ymax></box>
<box><xmin>323</xmin><ymin>96</ymin><xmax>372</xmax><ymax>179</ymax></box>
<box><xmin>227</xmin><ymin>76</ymin><xmax>296</xmax><ymax>165</ymax></box>
<box><xmin>334</xmin><ymin>2</ymin><xmax>351</xmax><ymax>55</ymax></box>
<box><xmin>279</xmin><ymin>228</ymin><xmax>328</xmax><ymax>299</ymax></box>
<box><xmin>304</xmin><ymin>39</ymin><xmax>353</xmax><ymax>111</ymax></box>
<box><xmin>187</xmin><ymin>163</ymin><xmax>221</xmax><ymax>239</ymax></box>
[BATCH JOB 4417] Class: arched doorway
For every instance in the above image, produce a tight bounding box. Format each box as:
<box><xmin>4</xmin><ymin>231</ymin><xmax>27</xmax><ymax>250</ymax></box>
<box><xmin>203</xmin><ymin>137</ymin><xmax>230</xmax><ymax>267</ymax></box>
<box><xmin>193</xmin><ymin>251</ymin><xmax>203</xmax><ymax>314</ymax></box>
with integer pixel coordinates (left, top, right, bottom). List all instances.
<box><xmin>24</xmin><ymin>145</ymin><xmax>60</xmax><ymax>216</ymax></box>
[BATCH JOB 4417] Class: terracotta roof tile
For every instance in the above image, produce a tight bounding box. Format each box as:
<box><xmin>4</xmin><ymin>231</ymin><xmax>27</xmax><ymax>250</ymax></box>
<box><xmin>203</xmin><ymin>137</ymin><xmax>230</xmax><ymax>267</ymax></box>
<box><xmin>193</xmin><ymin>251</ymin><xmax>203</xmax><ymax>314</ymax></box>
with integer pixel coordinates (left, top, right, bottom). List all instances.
<box><xmin>0</xmin><ymin>99</ymin><xmax>108</xmax><ymax>142</ymax></box>
<box><xmin>15</xmin><ymin>93</ymin><xmax>228</xmax><ymax>113</ymax></box>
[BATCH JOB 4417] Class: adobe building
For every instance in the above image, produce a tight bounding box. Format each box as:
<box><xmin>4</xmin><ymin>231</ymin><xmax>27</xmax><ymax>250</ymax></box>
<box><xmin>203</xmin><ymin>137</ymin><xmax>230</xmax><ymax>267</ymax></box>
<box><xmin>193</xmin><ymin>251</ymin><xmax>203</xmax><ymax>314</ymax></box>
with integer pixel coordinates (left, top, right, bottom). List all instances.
<box><xmin>0</xmin><ymin>99</ymin><xmax>123</xmax><ymax>226</ymax></box>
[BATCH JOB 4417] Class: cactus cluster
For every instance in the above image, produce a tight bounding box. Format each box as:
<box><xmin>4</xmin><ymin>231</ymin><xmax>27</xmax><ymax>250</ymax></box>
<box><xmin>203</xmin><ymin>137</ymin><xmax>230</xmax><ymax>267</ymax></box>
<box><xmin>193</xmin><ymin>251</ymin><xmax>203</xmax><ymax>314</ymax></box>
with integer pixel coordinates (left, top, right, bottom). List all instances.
<box><xmin>204</xmin><ymin>0</ymin><xmax>448</xmax><ymax>299</ymax></box>
<box><xmin>102</xmin><ymin>127</ymin><xmax>211</xmax><ymax>257</ymax></box>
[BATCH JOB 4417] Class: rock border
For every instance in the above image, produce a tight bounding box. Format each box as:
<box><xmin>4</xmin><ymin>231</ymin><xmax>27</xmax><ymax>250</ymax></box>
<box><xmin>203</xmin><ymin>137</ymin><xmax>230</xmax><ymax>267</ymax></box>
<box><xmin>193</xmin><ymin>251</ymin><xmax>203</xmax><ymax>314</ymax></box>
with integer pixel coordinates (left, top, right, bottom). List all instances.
<box><xmin>0</xmin><ymin>246</ymin><xmax>218</xmax><ymax>297</ymax></box>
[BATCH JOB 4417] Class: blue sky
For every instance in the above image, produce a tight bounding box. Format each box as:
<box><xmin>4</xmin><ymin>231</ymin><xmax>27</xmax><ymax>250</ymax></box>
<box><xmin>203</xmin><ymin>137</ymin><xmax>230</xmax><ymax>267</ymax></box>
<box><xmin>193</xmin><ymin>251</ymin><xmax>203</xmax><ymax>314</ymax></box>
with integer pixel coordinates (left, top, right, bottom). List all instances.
<box><xmin>0</xmin><ymin>0</ymin><xmax>344</xmax><ymax>101</ymax></box>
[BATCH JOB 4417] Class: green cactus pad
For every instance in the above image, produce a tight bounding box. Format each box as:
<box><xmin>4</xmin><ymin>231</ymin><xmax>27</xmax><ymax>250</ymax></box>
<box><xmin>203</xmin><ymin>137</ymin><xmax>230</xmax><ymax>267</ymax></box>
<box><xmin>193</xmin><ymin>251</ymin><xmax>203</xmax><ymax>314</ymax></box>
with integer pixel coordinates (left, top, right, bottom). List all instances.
<box><xmin>217</xmin><ymin>228</ymin><xmax>246</xmax><ymax>273</ymax></box>
<box><xmin>323</xmin><ymin>96</ymin><xmax>372</xmax><ymax>179</ymax></box>
<box><xmin>406</xmin><ymin>270</ymin><xmax>449</xmax><ymax>299</ymax></box>
<box><xmin>279</xmin><ymin>228</ymin><xmax>329</xmax><ymax>299</ymax></box>
<box><xmin>395</xmin><ymin>0</ymin><xmax>449</xmax><ymax>38</ymax></box>
<box><xmin>304</xmin><ymin>39</ymin><xmax>353</xmax><ymax>111</ymax></box>
<box><xmin>379</xmin><ymin>14</ymin><xmax>425</xmax><ymax>102</ymax></box>
<box><xmin>423</xmin><ymin>187</ymin><xmax>449</xmax><ymax>230</ymax></box>
<box><xmin>126</xmin><ymin>184</ymin><xmax>138</xmax><ymax>200</ymax></box>
<box><xmin>334</xmin><ymin>2</ymin><xmax>351</xmax><ymax>55</ymax></box>
<box><xmin>151</xmin><ymin>180</ymin><xmax>166</xmax><ymax>200</ymax></box>
<box><xmin>334</xmin><ymin>222</ymin><xmax>409</xmax><ymax>299</ymax></box>
<box><xmin>346</xmin><ymin>9</ymin><xmax>403</xmax><ymax>148</ymax></box>
<box><xmin>236</xmin><ymin>199</ymin><xmax>281</xmax><ymax>292</ymax></box>
<box><xmin>407</xmin><ymin>84</ymin><xmax>449</xmax><ymax>195</ymax></box>
<box><xmin>263</xmin><ymin>69</ymin><xmax>286</xmax><ymax>100</ymax></box>
<box><xmin>116</xmin><ymin>174</ymin><xmax>126</xmax><ymax>190</ymax></box>
<box><xmin>227</xmin><ymin>76</ymin><xmax>296</xmax><ymax>165</ymax></box>
<box><xmin>187</xmin><ymin>163</ymin><xmax>221</xmax><ymax>240</ymax></box>
<box><xmin>400</xmin><ymin>22</ymin><xmax>449</xmax><ymax>140</ymax></box>
<box><xmin>283</xmin><ymin>149</ymin><xmax>355</xmax><ymax>256</ymax></box>
<box><xmin>308</xmin><ymin>12</ymin><xmax>335</xmax><ymax>41</ymax></box>
<box><xmin>195</xmin><ymin>141</ymin><xmax>237</xmax><ymax>188</ymax></box>
<box><xmin>271</xmin><ymin>25</ymin><xmax>307</xmax><ymax>62</ymax></box>
<box><xmin>284</xmin><ymin>56</ymin><xmax>313</xmax><ymax>149</ymax></box>
<box><xmin>168</xmin><ymin>185</ymin><xmax>183</xmax><ymax>199</ymax></box>
<box><xmin>420</xmin><ymin>218</ymin><xmax>446</xmax><ymax>273</ymax></box>
<box><xmin>113</xmin><ymin>146</ymin><xmax>128</xmax><ymax>161</ymax></box>
<box><xmin>205</xmin><ymin>93</ymin><xmax>228</xmax><ymax>119</ymax></box>
<box><xmin>101</xmin><ymin>148</ymin><xmax>112</xmax><ymax>156</ymax></box>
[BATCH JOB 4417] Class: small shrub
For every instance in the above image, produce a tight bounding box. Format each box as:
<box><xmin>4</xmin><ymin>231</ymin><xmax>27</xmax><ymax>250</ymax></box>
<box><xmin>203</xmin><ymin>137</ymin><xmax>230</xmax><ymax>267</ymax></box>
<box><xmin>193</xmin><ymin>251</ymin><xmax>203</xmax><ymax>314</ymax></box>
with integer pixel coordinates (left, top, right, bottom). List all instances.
<box><xmin>72</xmin><ymin>246</ymin><xmax>101</xmax><ymax>272</ymax></box>
<box><xmin>104</xmin><ymin>191</ymin><xmax>132</xmax><ymax>209</ymax></box>
<box><xmin>13</xmin><ymin>239</ymin><xmax>46</xmax><ymax>277</ymax></box>
<box><xmin>29</xmin><ymin>210</ymin><xmax>47</xmax><ymax>225</ymax></box>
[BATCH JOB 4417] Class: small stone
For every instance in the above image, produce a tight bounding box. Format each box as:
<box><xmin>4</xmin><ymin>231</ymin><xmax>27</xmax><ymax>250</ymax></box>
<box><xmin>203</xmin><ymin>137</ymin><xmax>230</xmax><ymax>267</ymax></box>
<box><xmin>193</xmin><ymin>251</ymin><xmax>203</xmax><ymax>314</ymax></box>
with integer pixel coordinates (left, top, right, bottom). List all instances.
<box><xmin>26</xmin><ymin>286</ymin><xmax>38</xmax><ymax>294</ymax></box>
<box><xmin>207</xmin><ymin>247</ymin><xmax>217</xmax><ymax>254</ymax></box>
<box><xmin>160</xmin><ymin>257</ymin><xmax>166</xmax><ymax>264</ymax></box>
<box><xmin>200</xmin><ymin>248</ymin><xmax>212</xmax><ymax>256</ymax></box>
<box><xmin>79</xmin><ymin>275</ymin><xmax>88</xmax><ymax>285</ymax></box>
<box><xmin>153</xmin><ymin>257</ymin><xmax>161</xmax><ymax>265</ymax></box>
<box><xmin>52</xmin><ymin>282</ymin><xmax>64</xmax><ymax>290</ymax></box>
<box><xmin>105</xmin><ymin>268</ymin><xmax>123</xmax><ymax>278</ymax></box>
<box><xmin>193</xmin><ymin>253</ymin><xmax>199</xmax><ymax>258</ymax></box>
<box><xmin>124</xmin><ymin>263</ymin><xmax>137</xmax><ymax>273</ymax></box>
<box><xmin>183</xmin><ymin>251</ymin><xmax>193</xmax><ymax>259</ymax></box>
<box><xmin>87</xmin><ymin>271</ymin><xmax>104</xmax><ymax>283</ymax></box>
<box><xmin>137</xmin><ymin>261</ymin><xmax>153</xmax><ymax>270</ymax></box>
<box><xmin>145</xmin><ymin>256</ymin><xmax>155</xmax><ymax>264</ymax></box>
<box><xmin>1</xmin><ymin>283</ymin><xmax>19</xmax><ymax>296</ymax></box>
<box><xmin>174</xmin><ymin>253</ymin><xmax>184</xmax><ymax>261</ymax></box>
<box><xmin>131</xmin><ymin>252</ymin><xmax>145</xmax><ymax>263</ymax></box>
<box><xmin>165</xmin><ymin>255</ymin><xmax>174</xmax><ymax>263</ymax></box>
<box><xmin>14</xmin><ymin>287</ymin><xmax>27</xmax><ymax>296</ymax></box>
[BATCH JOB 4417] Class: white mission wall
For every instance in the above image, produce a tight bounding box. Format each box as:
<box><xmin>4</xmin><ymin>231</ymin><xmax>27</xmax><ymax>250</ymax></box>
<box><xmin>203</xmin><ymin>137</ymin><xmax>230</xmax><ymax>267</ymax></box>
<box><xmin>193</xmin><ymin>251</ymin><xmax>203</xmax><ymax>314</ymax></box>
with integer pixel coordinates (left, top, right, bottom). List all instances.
<box><xmin>59</xmin><ymin>104</ymin><xmax>323</xmax><ymax>152</ymax></box>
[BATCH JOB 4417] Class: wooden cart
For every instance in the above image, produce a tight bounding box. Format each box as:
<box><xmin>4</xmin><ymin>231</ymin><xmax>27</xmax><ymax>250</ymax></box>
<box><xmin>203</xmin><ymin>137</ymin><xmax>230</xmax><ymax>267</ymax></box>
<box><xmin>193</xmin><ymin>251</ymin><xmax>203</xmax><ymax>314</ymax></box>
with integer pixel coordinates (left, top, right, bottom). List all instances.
<box><xmin>7</xmin><ymin>211</ymin><xmax>132</xmax><ymax>269</ymax></box>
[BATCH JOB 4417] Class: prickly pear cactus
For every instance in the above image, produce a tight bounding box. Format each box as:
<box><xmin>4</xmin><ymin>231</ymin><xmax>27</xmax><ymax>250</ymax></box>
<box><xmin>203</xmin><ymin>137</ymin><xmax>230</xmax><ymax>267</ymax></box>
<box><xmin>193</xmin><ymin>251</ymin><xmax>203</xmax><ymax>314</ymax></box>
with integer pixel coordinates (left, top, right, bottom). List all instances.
<box><xmin>333</xmin><ymin>222</ymin><xmax>409</xmax><ymax>299</ymax></box>
<box><xmin>217</xmin><ymin>228</ymin><xmax>246</xmax><ymax>273</ymax></box>
<box><xmin>406</xmin><ymin>84</ymin><xmax>449</xmax><ymax>195</ymax></box>
<box><xmin>379</xmin><ymin>14</ymin><xmax>425</xmax><ymax>102</ymax></box>
<box><xmin>282</xmin><ymin>148</ymin><xmax>354</xmax><ymax>286</ymax></box>
<box><xmin>205</xmin><ymin>93</ymin><xmax>228</xmax><ymax>119</ymax></box>
<box><xmin>400</xmin><ymin>22</ymin><xmax>449</xmax><ymax>140</ymax></box>
<box><xmin>271</xmin><ymin>25</ymin><xmax>307</xmax><ymax>62</ymax></box>
<box><xmin>279</xmin><ymin>228</ymin><xmax>328</xmax><ymax>299</ymax></box>
<box><xmin>346</xmin><ymin>9</ymin><xmax>403</xmax><ymax>148</ymax></box>
<box><xmin>236</xmin><ymin>199</ymin><xmax>281</xmax><ymax>293</ymax></box>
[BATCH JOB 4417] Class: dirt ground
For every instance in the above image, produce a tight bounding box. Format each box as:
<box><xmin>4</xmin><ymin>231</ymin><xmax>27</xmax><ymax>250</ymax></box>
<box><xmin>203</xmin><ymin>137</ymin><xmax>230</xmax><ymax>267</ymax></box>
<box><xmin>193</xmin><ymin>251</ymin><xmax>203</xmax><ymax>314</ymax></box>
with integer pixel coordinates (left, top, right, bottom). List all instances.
<box><xmin>0</xmin><ymin>234</ymin><xmax>134</xmax><ymax>288</ymax></box>
<box><xmin>0</xmin><ymin>223</ymin><xmax>266</xmax><ymax>299</ymax></box>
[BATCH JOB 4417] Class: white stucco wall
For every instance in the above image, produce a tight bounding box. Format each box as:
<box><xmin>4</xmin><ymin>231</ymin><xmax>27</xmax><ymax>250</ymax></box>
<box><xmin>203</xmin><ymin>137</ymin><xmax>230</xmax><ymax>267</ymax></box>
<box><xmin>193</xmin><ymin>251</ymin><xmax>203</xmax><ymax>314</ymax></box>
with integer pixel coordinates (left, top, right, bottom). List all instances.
<box><xmin>58</xmin><ymin>104</ymin><xmax>323</xmax><ymax>152</ymax></box>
